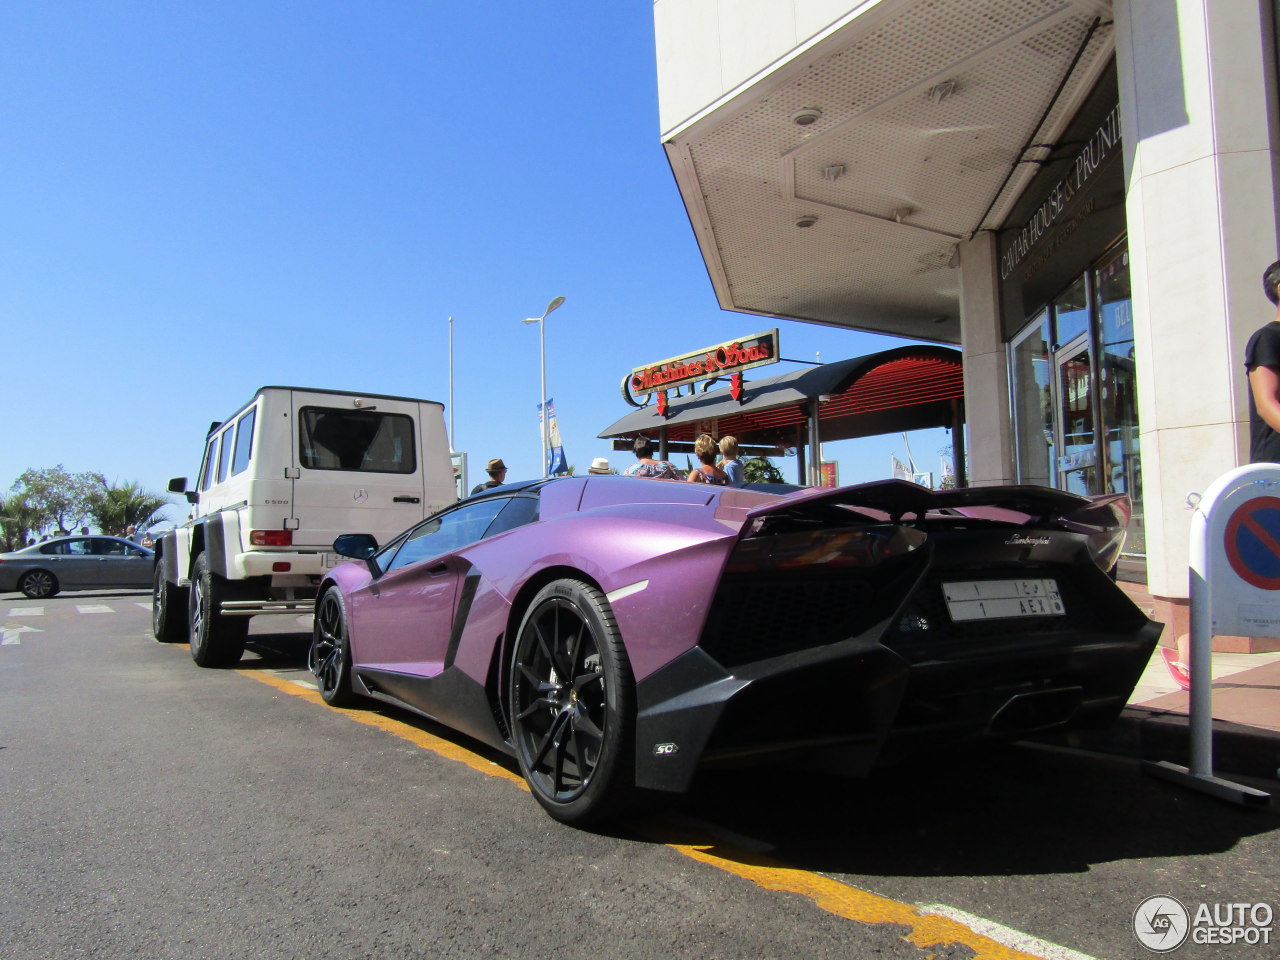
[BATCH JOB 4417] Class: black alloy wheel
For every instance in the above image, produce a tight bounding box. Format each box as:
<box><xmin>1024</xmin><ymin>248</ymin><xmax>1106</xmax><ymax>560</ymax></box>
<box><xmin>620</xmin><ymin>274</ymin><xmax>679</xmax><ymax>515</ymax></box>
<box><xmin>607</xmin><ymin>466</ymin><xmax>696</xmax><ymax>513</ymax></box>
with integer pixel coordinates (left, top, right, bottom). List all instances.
<box><xmin>509</xmin><ymin>579</ymin><xmax>634</xmax><ymax>825</ymax></box>
<box><xmin>309</xmin><ymin>587</ymin><xmax>357</xmax><ymax>707</ymax></box>
<box><xmin>18</xmin><ymin>569</ymin><xmax>58</xmax><ymax>600</ymax></box>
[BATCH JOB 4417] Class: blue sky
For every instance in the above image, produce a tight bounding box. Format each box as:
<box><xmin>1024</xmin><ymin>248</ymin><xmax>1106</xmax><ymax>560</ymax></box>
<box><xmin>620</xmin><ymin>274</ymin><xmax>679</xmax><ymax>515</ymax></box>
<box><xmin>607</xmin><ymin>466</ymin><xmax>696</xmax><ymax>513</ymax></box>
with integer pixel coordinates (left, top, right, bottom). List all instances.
<box><xmin>2</xmin><ymin>2</ymin><xmax>951</xmax><ymax>526</ymax></box>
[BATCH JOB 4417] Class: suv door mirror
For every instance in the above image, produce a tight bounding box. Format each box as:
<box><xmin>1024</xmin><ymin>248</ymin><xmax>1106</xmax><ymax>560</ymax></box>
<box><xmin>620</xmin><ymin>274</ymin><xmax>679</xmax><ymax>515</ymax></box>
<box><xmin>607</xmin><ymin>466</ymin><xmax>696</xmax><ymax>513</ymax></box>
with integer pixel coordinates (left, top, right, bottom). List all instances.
<box><xmin>168</xmin><ymin>477</ymin><xmax>188</xmax><ymax>493</ymax></box>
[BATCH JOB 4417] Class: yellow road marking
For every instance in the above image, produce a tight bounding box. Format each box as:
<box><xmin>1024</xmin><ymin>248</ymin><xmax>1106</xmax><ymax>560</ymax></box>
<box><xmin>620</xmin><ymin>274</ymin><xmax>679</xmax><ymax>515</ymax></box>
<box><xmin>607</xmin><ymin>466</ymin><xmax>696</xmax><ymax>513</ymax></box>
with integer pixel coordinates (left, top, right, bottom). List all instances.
<box><xmin>239</xmin><ymin>665</ymin><xmax>1058</xmax><ymax>960</ymax></box>
<box><xmin>242</xmin><ymin>669</ymin><xmax>527</xmax><ymax>789</ymax></box>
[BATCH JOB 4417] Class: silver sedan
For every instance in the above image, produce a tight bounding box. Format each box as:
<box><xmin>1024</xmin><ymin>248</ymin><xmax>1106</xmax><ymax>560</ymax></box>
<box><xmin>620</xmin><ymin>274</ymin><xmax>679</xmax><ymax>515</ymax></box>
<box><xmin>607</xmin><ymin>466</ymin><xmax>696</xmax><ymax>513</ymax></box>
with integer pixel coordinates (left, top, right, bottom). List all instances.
<box><xmin>0</xmin><ymin>536</ymin><xmax>154</xmax><ymax>599</ymax></box>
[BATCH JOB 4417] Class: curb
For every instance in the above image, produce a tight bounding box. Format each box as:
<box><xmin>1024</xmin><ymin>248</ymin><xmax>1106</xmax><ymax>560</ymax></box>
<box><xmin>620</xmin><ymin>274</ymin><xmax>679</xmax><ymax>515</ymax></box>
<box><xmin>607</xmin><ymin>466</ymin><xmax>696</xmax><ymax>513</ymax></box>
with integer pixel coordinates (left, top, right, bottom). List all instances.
<box><xmin>1033</xmin><ymin>707</ymin><xmax>1280</xmax><ymax>783</ymax></box>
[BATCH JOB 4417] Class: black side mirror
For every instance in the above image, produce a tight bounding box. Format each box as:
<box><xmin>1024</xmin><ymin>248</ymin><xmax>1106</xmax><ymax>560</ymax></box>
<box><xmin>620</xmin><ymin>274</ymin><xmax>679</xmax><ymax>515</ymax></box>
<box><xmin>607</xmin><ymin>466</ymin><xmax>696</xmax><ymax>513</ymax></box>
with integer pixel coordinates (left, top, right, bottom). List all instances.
<box><xmin>333</xmin><ymin>534</ymin><xmax>379</xmax><ymax>560</ymax></box>
<box><xmin>168</xmin><ymin>477</ymin><xmax>188</xmax><ymax>493</ymax></box>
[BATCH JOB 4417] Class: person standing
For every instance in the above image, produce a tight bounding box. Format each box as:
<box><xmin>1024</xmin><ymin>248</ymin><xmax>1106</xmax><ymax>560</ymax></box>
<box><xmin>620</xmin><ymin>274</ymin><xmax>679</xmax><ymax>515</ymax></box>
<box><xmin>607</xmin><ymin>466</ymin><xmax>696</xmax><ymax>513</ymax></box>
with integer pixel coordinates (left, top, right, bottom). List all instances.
<box><xmin>718</xmin><ymin>435</ymin><xmax>746</xmax><ymax>487</ymax></box>
<box><xmin>1171</xmin><ymin>259</ymin><xmax>1280</xmax><ymax>689</ymax></box>
<box><xmin>622</xmin><ymin>436</ymin><xmax>681</xmax><ymax>480</ymax></box>
<box><xmin>1245</xmin><ymin>259</ymin><xmax>1280</xmax><ymax>463</ymax></box>
<box><xmin>470</xmin><ymin>458</ymin><xmax>508</xmax><ymax>494</ymax></box>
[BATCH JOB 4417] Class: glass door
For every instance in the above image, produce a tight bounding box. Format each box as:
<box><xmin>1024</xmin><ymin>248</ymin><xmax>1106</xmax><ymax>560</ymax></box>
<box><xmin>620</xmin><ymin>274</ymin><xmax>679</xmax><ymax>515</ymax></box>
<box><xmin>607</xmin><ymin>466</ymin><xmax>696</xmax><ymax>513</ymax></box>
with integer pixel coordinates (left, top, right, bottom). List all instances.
<box><xmin>1054</xmin><ymin>333</ymin><xmax>1098</xmax><ymax>495</ymax></box>
<box><xmin>1009</xmin><ymin>311</ymin><xmax>1053</xmax><ymax>487</ymax></box>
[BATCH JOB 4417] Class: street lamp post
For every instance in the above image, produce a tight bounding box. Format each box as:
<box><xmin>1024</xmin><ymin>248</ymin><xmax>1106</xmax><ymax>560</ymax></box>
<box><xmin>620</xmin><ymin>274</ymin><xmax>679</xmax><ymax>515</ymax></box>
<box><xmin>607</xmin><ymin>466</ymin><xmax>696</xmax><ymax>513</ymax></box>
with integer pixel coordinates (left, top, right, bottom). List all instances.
<box><xmin>522</xmin><ymin>296</ymin><xmax>565</xmax><ymax>477</ymax></box>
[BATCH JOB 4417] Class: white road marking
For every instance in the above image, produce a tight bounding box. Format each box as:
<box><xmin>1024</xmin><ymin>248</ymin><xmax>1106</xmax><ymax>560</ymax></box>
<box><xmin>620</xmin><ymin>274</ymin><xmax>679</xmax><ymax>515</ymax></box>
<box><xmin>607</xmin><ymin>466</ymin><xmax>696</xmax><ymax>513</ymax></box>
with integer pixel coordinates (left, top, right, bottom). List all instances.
<box><xmin>8</xmin><ymin>607</ymin><xmax>44</xmax><ymax>616</ymax></box>
<box><xmin>2</xmin><ymin>624</ymin><xmax>41</xmax><ymax>645</ymax></box>
<box><xmin>75</xmin><ymin>605</ymin><xmax>115</xmax><ymax>614</ymax></box>
<box><xmin>917</xmin><ymin>903</ymin><xmax>1100</xmax><ymax>960</ymax></box>
<box><xmin>136</xmin><ymin>602</ymin><xmax>152</xmax><ymax>610</ymax></box>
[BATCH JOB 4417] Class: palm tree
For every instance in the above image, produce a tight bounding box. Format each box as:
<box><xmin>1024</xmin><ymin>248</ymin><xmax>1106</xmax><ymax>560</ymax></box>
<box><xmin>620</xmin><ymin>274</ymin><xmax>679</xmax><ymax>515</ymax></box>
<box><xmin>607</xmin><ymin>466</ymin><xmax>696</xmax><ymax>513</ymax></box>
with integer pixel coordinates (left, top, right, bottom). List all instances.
<box><xmin>86</xmin><ymin>480</ymin><xmax>172</xmax><ymax>536</ymax></box>
<box><xmin>742</xmin><ymin>456</ymin><xmax>785</xmax><ymax>484</ymax></box>
<box><xmin>0</xmin><ymin>497</ymin><xmax>43</xmax><ymax>551</ymax></box>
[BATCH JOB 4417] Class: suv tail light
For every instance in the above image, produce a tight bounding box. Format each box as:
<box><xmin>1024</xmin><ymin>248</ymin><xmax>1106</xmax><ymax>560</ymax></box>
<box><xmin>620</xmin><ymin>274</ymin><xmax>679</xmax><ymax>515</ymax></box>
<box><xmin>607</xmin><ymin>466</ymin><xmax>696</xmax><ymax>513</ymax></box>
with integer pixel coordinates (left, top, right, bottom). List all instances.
<box><xmin>250</xmin><ymin>530</ymin><xmax>293</xmax><ymax>547</ymax></box>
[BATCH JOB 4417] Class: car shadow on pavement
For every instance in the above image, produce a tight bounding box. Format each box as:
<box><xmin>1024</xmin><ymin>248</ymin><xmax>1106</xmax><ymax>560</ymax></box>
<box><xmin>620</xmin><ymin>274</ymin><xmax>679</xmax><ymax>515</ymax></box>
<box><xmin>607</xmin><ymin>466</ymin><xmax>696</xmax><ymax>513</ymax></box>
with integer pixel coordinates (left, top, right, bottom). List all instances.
<box><xmin>207</xmin><ymin>623</ymin><xmax>1280</xmax><ymax>878</ymax></box>
<box><xmin>239</xmin><ymin>631</ymin><xmax>312</xmax><ymax>668</ymax></box>
<box><xmin>649</xmin><ymin>742</ymin><xmax>1280</xmax><ymax>878</ymax></box>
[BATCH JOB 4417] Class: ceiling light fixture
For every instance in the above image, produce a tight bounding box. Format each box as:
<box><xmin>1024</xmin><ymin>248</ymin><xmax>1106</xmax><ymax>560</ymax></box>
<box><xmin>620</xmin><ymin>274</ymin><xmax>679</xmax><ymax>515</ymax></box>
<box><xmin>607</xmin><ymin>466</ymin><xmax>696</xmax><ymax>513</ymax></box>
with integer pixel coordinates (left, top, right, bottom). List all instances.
<box><xmin>795</xmin><ymin>215</ymin><xmax>818</xmax><ymax>228</ymax></box>
<box><xmin>791</xmin><ymin>107</ymin><xmax>823</xmax><ymax>126</ymax></box>
<box><xmin>928</xmin><ymin>80</ymin><xmax>958</xmax><ymax>103</ymax></box>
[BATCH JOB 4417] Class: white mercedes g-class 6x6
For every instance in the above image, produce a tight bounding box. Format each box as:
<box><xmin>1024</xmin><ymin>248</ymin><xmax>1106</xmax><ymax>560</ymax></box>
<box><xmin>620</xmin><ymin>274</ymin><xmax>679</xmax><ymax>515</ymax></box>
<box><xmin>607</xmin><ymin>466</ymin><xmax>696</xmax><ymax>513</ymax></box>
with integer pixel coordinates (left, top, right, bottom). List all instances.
<box><xmin>152</xmin><ymin>386</ymin><xmax>456</xmax><ymax>666</ymax></box>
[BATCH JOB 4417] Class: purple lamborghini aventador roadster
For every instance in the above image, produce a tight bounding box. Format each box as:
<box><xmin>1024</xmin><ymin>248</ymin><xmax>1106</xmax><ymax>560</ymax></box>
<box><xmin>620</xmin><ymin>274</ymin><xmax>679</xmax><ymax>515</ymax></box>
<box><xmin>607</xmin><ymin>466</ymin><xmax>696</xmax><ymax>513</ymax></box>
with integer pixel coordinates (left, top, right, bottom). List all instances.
<box><xmin>308</xmin><ymin>475</ymin><xmax>1160</xmax><ymax>824</ymax></box>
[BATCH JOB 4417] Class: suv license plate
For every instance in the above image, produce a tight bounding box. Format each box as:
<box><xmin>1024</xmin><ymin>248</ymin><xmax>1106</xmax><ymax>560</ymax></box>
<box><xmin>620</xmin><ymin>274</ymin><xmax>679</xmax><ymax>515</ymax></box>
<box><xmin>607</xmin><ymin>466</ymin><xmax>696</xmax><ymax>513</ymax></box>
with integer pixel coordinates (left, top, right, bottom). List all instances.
<box><xmin>942</xmin><ymin>578</ymin><xmax>1064</xmax><ymax>621</ymax></box>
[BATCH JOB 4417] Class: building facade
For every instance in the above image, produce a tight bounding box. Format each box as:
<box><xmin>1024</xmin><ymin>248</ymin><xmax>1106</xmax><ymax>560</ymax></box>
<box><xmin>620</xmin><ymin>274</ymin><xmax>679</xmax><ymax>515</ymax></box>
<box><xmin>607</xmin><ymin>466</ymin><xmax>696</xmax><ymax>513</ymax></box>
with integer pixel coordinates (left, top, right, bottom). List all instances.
<box><xmin>653</xmin><ymin>0</ymin><xmax>1280</xmax><ymax>632</ymax></box>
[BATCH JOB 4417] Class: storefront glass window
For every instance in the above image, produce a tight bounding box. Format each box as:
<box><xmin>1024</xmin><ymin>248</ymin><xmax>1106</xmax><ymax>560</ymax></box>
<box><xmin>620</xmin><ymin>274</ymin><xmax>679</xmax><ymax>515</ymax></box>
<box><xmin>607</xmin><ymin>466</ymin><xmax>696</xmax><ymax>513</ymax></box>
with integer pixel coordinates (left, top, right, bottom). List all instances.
<box><xmin>1009</xmin><ymin>243</ymin><xmax>1144</xmax><ymax>573</ymax></box>
<box><xmin>1095</xmin><ymin>247</ymin><xmax>1143</xmax><ymax>557</ymax></box>
<box><xmin>1053</xmin><ymin>275</ymin><xmax>1090</xmax><ymax>346</ymax></box>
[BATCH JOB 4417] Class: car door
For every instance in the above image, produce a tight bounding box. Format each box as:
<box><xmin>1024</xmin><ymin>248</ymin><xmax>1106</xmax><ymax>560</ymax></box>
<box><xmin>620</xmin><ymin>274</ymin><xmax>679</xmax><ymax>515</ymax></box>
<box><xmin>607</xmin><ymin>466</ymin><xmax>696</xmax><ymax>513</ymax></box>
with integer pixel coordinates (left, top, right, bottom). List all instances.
<box><xmin>348</xmin><ymin>497</ymin><xmax>513</xmax><ymax>677</ymax></box>
<box><xmin>46</xmin><ymin>538</ymin><xmax>100</xmax><ymax>588</ymax></box>
<box><xmin>88</xmin><ymin>538</ymin><xmax>153</xmax><ymax>588</ymax></box>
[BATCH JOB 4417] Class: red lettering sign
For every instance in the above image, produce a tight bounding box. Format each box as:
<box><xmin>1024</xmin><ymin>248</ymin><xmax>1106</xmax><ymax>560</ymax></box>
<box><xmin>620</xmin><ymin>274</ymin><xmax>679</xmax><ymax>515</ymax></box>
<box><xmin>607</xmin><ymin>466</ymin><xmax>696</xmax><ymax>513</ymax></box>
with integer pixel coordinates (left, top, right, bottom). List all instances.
<box><xmin>622</xmin><ymin>330</ymin><xmax>779</xmax><ymax>407</ymax></box>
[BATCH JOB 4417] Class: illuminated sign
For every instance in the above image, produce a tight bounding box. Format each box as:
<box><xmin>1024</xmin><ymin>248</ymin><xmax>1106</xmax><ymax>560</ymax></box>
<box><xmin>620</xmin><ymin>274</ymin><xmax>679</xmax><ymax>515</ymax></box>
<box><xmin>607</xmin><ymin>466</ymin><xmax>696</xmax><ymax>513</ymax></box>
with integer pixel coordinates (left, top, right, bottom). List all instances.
<box><xmin>621</xmin><ymin>329</ymin><xmax>779</xmax><ymax>407</ymax></box>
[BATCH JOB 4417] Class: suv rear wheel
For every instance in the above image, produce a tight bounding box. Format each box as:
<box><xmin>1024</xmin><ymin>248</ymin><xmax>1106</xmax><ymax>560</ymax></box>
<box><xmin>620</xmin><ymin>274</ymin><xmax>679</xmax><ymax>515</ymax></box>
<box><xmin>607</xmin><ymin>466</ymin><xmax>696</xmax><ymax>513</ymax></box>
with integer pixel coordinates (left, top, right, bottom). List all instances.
<box><xmin>188</xmin><ymin>552</ymin><xmax>249</xmax><ymax>667</ymax></box>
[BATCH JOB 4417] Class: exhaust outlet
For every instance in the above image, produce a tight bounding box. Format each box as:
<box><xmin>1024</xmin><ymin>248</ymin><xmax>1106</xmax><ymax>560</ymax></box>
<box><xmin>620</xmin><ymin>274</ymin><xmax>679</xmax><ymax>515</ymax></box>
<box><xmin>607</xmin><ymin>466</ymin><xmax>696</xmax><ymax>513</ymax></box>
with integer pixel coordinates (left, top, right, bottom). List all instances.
<box><xmin>988</xmin><ymin>687</ymin><xmax>1082</xmax><ymax>735</ymax></box>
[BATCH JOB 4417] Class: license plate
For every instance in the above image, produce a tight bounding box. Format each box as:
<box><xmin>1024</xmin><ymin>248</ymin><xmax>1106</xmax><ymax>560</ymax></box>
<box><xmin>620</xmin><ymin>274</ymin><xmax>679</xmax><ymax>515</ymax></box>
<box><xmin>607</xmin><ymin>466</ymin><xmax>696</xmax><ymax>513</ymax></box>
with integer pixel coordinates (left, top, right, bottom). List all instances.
<box><xmin>942</xmin><ymin>578</ymin><xmax>1064</xmax><ymax>621</ymax></box>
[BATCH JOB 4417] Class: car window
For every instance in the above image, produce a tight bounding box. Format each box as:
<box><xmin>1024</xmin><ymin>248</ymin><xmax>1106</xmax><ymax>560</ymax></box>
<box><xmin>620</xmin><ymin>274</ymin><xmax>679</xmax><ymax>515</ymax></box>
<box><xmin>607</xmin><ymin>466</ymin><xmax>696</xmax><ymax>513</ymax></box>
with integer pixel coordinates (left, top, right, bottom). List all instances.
<box><xmin>232</xmin><ymin>407</ymin><xmax>256</xmax><ymax>476</ymax></box>
<box><xmin>63</xmin><ymin>538</ymin><xmax>94</xmax><ymax>555</ymax></box>
<box><xmin>39</xmin><ymin>541</ymin><xmax>71</xmax><ymax>555</ymax></box>
<box><xmin>216</xmin><ymin>426</ymin><xmax>233</xmax><ymax>483</ymax></box>
<box><xmin>485</xmin><ymin>495</ymin><xmax>539</xmax><ymax>539</ymax></box>
<box><xmin>298</xmin><ymin>407</ymin><xmax>416</xmax><ymax>474</ymax></box>
<box><xmin>384</xmin><ymin>498</ymin><xmax>512</xmax><ymax>573</ymax></box>
<box><xmin>199</xmin><ymin>435</ymin><xmax>219</xmax><ymax>491</ymax></box>
<box><xmin>91</xmin><ymin>538</ymin><xmax>138</xmax><ymax>556</ymax></box>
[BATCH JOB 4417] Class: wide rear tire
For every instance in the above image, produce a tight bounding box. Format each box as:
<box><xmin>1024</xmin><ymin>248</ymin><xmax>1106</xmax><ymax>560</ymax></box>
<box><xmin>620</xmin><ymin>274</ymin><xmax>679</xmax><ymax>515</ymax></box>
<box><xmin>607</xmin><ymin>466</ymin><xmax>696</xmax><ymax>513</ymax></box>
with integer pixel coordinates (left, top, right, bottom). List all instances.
<box><xmin>309</xmin><ymin>586</ymin><xmax>358</xmax><ymax>707</ymax></box>
<box><xmin>188</xmin><ymin>552</ymin><xmax>248</xmax><ymax>667</ymax></box>
<box><xmin>152</xmin><ymin>563</ymin><xmax>188</xmax><ymax>643</ymax></box>
<box><xmin>509</xmin><ymin>579</ymin><xmax>635</xmax><ymax>825</ymax></box>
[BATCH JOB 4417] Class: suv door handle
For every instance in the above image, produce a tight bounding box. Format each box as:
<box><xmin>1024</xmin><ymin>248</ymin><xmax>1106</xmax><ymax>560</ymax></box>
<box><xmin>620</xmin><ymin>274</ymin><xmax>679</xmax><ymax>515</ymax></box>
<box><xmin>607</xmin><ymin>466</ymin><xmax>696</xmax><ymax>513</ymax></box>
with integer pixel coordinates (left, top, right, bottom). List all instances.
<box><xmin>393</xmin><ymin>496</ymin><xmax>420</xmax><ymax>503</ymax></box>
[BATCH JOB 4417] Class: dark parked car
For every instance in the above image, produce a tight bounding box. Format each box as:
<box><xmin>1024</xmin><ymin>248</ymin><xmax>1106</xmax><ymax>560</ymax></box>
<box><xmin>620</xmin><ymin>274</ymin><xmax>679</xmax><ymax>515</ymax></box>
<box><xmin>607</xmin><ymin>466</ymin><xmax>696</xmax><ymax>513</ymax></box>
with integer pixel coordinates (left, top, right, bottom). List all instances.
<box><xmin>0</xmin><ymin>536</ymin><xmax>154</xmax><ymax>599</ymax></box>
<box><xmin>308</xmin><ymin>476</ymin><xmax>1161</xmax><ymax>825</ymax></box>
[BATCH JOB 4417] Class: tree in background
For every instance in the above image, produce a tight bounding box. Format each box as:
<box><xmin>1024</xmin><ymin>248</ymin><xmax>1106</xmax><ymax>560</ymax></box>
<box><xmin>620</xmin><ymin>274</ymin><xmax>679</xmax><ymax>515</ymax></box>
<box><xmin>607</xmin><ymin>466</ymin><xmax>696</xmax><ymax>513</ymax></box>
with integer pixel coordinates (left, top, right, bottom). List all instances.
<box><xmin>742</xmin><ymin>456</ymin><xmax>785</xmax><ymax>484</ymax></box>
<box><xmin>0</xmin><ymin>497</ymin><xmax>43</xmax><ymax>551</ymax></box>
<box><xmin>86</xmin><ymin>479</ymin><xmax>172</xmax><ymax>536</ymax></box>
<box><xmin>7</xmin><ymin>466</ymin><xmax>103</xmax><ymax>536</ymax></box>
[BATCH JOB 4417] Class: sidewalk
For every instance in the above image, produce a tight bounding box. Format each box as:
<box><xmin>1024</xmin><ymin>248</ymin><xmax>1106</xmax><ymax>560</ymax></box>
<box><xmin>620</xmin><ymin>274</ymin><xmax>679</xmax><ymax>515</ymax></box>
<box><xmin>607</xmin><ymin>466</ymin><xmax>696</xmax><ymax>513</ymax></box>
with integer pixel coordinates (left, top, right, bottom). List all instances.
<box><xmin>1038</xmin><ymin>581</ymin><xmax>1280</xmax><ymax>785</ymax></box>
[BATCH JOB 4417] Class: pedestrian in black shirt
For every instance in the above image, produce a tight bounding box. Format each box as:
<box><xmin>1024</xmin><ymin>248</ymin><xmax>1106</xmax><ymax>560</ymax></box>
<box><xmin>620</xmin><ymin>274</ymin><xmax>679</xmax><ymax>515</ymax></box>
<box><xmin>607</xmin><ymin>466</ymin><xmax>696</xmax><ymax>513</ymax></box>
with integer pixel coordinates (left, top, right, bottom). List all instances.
<box><xmin>1244</xmin><ymin>259</ymin><xmax>1280</xmax><ymax>463</ymax></box>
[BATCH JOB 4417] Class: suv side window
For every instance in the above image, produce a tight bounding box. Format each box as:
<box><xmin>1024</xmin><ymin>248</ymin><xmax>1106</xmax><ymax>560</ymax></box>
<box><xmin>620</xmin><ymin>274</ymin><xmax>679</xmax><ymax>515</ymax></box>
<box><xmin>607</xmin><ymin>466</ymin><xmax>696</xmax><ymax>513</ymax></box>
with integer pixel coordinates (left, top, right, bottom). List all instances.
<box><xmin>199</xmin><ymin>436</ymin><xmax>219</xmax><ymax>492</ymax></box>
<box><xmin>216</xmin><ymin>426</ymin><xmax>233</xmax><ymax>483</ymax></box>
<box><xmin>232</xmin><ymin>407</ymin><xmax>256</xmax><ymax>476</ymax></box>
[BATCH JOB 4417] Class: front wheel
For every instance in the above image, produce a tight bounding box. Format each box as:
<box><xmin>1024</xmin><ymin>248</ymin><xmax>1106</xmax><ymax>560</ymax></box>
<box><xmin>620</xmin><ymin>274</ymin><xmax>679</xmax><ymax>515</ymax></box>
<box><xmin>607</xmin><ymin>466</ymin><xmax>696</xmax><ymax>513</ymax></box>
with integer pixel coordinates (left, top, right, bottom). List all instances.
<box><xmin>509</xmin><ymin>579</ymin><xmax>635</xmax><ymax>825</ymax></box>
<box><xmin>18</xmin><ymin>569</ymin><xmax>59</xmax><ymax>600</ymax></box>
<box><xmin>309</xmin><ymin>586</ymin><xmax>358</xmax><ymax>706</ymax></box>
<box><xmin>188</xmin><ymin>552</ymin><xmax>248</xmax><ymax>667</ymax></box>
<box><xmin>152</xmin><ymin>563</ymin><xmax>188</xmax><ymax>643</ymax></box>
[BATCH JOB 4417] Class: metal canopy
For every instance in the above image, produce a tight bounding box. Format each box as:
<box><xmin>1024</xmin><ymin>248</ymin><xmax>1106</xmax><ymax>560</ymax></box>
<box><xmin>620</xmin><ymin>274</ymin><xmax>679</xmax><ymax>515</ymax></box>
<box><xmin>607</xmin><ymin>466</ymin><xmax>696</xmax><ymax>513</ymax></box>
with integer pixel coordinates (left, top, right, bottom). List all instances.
<box><xmin>660</xmin><ymin>0</ymin><xmax>1115</xmax><ymax>344</ymax></box>
<box><xmin>599</xmin><ymin>345</ymin><xmax>964</xmax><ymax>477</ymax></box>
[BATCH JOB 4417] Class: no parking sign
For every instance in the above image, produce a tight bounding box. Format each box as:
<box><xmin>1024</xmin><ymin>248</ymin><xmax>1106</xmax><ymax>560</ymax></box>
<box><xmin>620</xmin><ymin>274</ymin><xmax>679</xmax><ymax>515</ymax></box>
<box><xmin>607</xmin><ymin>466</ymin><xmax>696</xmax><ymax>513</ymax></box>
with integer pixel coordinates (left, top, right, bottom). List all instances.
<box><xmin>1195</xmin><ymin>465</ymin><xmax>1280</xmax><ymax>637</ymax></box>
<box><xmin>1145</xmin><ymin>464</ymin><xmax>1277</xmax><ymax>806</ymax></box>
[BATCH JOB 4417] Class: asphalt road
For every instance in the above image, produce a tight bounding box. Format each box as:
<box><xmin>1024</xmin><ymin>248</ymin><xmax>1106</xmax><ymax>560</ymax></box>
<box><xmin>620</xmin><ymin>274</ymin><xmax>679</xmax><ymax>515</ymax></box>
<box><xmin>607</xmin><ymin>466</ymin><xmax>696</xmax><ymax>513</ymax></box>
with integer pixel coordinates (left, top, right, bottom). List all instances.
<box><xmin>3</xmin><ymin>591</ymin><xmax>1279</xmax><ymax>960</ymax></box>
